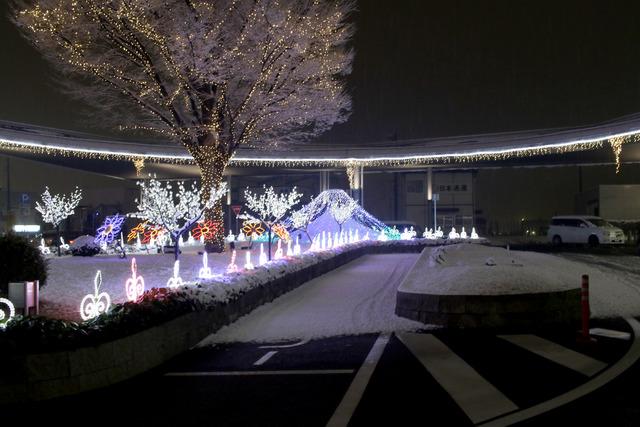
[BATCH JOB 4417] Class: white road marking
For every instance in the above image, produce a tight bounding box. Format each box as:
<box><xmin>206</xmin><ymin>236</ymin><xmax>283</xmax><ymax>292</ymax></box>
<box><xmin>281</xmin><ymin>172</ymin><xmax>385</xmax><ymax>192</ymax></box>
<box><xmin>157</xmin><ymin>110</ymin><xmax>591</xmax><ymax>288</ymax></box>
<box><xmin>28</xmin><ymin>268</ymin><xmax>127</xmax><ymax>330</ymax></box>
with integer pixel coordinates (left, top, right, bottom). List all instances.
<box><xmin>397</xmin><ymin>332</ymin><xmax>518</xmax><ymax>424</ymax></box>
<box><xmin>499</xmin><ymin>334</ymin><xmax>607</xmax><ymax>377</ymax></box>
<box><xmin>165</xmin><ymin>369</ymin><xmax>354</xmax><ymax>377</ymax></box>
<box><xmin>254</xmin><ymin>351</ymin><xmax>278</xmax><ymax>366</ymax></box>
<box><xmin>259</xmin><ymin>339</ymin><xmax>310</xmax><ymax>349</ymax></box>
<box><xmin>326</xmin><ymin>333</ymin><xmax>390</xmax><ymax>427</ymax></box>
<box><xmin>589</xmin><ymin>328</ymin><xmax>631</xmax><ymax>340</ymax></box>
<box><xmin>481</xmin><ymin>317</ymin><xmax>640</xmax><ymax>427</ymax></box>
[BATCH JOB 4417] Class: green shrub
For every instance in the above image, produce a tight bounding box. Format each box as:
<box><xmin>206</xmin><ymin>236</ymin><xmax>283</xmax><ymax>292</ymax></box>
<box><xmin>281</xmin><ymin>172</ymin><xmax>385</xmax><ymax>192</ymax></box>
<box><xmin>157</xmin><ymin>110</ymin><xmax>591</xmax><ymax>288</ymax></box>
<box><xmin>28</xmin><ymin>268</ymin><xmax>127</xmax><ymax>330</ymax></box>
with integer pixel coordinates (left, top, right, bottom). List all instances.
<box><xmin>0</xmin><ymin>233</ymin><xmax>48</xmax><ymax>294</ymax></box>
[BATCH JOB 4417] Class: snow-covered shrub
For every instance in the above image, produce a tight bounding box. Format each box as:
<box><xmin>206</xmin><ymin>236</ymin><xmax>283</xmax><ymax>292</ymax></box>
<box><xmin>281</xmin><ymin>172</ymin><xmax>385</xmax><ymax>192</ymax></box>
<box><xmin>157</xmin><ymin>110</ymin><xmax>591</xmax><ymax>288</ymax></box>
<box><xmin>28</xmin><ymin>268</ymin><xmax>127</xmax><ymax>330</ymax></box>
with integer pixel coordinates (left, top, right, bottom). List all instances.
<box><xmin>0</xmin><ymin>234</ymin><xmax>48</xmax><ymax>294</ymax></box>
<box><xmin>70</xmin><ymin>235</ymin><xmax>100</xmax><ymax>257</ymax></box>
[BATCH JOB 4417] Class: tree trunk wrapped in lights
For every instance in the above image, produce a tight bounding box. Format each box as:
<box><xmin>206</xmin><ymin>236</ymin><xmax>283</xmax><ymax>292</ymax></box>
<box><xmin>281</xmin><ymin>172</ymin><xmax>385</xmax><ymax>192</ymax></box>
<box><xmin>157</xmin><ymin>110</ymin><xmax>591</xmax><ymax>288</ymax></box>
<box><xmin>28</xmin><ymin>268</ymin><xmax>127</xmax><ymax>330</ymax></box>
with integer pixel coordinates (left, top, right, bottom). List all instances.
<box><xmin>12</xmin><ymin>0</ymin><xmax>354</xmax><ymax>251</ymax></box>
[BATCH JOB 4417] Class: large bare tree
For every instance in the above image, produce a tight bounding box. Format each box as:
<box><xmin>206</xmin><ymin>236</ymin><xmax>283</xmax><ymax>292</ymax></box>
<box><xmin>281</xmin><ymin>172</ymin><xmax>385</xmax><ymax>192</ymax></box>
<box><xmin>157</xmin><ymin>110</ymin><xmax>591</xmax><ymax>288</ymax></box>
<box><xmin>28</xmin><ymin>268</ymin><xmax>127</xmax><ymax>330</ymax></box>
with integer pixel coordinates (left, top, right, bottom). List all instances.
<box><xmin>12</xmin><ymin>0</ymin><xmax>354</xmax><ymax>251</ymax></box>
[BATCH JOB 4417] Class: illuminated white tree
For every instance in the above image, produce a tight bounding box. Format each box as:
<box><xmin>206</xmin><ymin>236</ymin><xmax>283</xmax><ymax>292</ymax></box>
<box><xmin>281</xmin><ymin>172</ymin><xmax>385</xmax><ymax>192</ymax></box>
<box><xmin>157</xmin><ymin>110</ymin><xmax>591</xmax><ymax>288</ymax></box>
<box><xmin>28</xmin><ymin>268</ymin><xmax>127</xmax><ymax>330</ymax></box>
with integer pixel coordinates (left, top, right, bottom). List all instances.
<box><xmin>290</xmin><ymin>204</ymin><xmax>314</xmax><ymax>243</ymax></box>
<box><xmin>13</xmin><ymin>0</ymin><xmax>355</xmax><ymax>252</ymax></box>
<box><xmin>35</xmin><ymin>186</ymin><xmax>83</xmax><ymax>256</ymax></box>
<box><xmin>330</xmin><ymin>198</ymin><xmax>358</xmax><ymax>232</ymax></box>
<box><xmin>243</xmin><ymin>186</ymin><xmax>302</xmax><ymax>260</ymax></box>
<box><xmin>131</xmin><ymin>178</ymin><xmax>227</xmax><ymax>260</ymax></box>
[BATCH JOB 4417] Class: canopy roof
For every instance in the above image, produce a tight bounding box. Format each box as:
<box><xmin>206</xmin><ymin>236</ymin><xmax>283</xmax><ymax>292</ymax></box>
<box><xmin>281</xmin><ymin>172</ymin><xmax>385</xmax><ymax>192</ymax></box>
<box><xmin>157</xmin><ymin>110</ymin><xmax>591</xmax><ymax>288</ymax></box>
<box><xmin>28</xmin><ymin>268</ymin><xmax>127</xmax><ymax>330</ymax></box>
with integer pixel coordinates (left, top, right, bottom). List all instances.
<box><xmin>1</xmin><ymin>113</ymin><xmax>639</xmax><ymax>168</ymax></box>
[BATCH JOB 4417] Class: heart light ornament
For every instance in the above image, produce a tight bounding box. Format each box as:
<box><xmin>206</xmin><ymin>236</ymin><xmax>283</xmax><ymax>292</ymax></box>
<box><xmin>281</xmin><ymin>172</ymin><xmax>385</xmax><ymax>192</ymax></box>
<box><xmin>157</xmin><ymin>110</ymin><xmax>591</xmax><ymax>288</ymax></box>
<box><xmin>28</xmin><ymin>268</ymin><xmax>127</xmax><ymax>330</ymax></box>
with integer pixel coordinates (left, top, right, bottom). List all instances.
<box><xmin>80</xmin><ymin>271</ymin><xmax>111</xmax><ymax>321</ymax></box>
<box><xmin>125</xmin><ymin>257</ymin><xmax>145</xmax><ymax>302</ymax></box>
<box><xmin>167</xmin><ymin>260</ymin><xmax>184</xmax><ymax>288</ymax></box>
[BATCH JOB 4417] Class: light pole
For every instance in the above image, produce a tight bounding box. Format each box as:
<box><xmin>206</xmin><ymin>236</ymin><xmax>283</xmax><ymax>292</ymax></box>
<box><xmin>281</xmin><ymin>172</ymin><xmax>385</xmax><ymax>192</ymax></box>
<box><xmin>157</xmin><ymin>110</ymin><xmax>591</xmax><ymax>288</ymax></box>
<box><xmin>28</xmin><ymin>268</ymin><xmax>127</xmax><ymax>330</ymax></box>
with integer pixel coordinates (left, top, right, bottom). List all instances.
<box><xmin>433</xmin><ymin>193</ymin><xmax>439</xmax><ymax>231</ymax></box>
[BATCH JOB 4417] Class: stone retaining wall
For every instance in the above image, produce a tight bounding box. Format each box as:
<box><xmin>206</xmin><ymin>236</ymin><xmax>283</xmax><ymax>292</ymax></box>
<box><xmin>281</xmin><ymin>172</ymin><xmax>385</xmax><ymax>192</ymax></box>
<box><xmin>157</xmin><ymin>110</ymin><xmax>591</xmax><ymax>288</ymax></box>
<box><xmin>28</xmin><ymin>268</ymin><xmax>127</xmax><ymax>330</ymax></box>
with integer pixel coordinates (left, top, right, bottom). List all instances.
<box><xmin>0</xmin><ymin>242</ymin><xmax>426</xmax><ymax>404</ymax></box>
<box><xmin>396</xmin><ymin>283</ymin><xmax>582</xmax><ymax>331</ymax></box>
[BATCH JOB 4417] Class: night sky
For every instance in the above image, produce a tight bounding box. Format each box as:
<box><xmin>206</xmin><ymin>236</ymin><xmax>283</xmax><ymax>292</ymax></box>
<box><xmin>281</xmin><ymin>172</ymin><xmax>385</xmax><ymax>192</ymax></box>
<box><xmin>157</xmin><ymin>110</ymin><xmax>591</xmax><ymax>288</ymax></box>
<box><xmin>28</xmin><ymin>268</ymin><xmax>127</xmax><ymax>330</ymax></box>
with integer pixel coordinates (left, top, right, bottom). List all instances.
<box><xmin>2</xmin><ymin>0</ymin><xmax>640</xmax><ymax>146</ymax></box>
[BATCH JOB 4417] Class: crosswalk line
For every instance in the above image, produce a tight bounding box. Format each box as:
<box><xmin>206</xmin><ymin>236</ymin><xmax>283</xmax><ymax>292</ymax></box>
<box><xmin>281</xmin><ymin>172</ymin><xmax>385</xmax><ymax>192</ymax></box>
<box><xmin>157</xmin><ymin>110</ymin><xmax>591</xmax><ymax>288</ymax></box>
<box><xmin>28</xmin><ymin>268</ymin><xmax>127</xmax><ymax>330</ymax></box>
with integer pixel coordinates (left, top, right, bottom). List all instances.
<box><xmin>498</xmin><ymin>335</ymin><xmax>607</xmax><ymax>377</ymax></box>
<box><xmin>164</xmin><ymin>369</ymin><xmax>354</xmax><ymax>376</ymax></box>
<box><xmin>397</xmin><ymin>332</ymin><xmax>518</xmax><ymax>424</ymax></box>
<box><xmin>589</xmin><ymin>328</ymin><xmax>631</xmax><ymax>340</ymax></box>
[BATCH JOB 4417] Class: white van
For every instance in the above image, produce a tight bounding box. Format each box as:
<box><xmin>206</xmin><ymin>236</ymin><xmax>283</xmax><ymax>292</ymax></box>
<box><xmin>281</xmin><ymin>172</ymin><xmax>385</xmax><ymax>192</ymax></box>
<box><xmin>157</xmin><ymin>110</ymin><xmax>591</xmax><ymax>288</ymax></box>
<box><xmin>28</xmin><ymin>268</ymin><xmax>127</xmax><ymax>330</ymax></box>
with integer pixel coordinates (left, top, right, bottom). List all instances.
<box><xmin>547</xmin><ymin>215</ymin><xmax>626</xmax><ymax>246</ymax></box>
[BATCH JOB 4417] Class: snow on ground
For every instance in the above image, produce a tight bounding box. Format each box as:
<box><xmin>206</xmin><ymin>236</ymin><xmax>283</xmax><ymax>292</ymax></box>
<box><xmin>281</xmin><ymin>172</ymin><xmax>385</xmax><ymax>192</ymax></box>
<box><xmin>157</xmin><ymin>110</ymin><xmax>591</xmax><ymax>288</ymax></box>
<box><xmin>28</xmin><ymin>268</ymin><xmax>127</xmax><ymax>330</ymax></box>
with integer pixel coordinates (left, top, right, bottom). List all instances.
<box><xmin>557</xmin><ymin>252</ymin><xmax>640</xmax><ymax>319</ymax></box>
<box><xmin>199</xmin><ymin>253</ymin><xmax>428</xmax><ymax>345</ymax></box>
<box><xmin>40</xmin><ymin>243</ymin><xmax>274</xmax><ymax>321</ymax></box>
<box><xmin>400</xmin><ymin>244</ymin><xmax>578</xmax><ymax>295</ymax></box>
<box><xmin>400</xmin><ymin>244</ymin><xmax>640</xmax><ymax>318</ymax></box>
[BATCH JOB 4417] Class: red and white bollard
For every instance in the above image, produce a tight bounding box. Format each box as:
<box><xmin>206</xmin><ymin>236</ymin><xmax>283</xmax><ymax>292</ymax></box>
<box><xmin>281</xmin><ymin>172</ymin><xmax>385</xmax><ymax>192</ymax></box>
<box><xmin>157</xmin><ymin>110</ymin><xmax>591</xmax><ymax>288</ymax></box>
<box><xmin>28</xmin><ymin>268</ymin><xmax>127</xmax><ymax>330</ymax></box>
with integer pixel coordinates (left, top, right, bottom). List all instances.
<box><xmin>580</xmin><ymin>274</ymin><xmax>590</xmax><ymax>341</ymax></box>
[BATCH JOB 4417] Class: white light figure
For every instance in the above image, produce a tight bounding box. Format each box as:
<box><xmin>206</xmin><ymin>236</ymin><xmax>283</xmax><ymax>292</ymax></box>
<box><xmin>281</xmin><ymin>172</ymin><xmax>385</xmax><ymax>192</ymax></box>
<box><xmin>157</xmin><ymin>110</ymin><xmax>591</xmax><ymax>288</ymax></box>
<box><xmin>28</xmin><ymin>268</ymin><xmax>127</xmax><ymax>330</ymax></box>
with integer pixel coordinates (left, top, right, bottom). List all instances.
<box><xmin>227</xmin><ymin>250</ymin><xmax>238</xmax><ymax>273</ymax></box>
<box><xmin>471</xmin><ymin>227</ymin><xmax>479</xmax><ymax>239</ymax></box>
<box><xmin>448</xmin><ymin>227</ymin><xmax>460</xmax><ymax>240</ymax></box>
<box><xmin>259</xmin><ymin>243</ymin><xmax>268</xmax><ymax>265</ymax></box>
<box><xmin>363</xmin><ymin>231</ymin><xmax>369</xmax><ymax>241</ymax></box>
<box><xmin>136</xmin><ymin>235</ymin><xmax>142</xmax><ymax>250</ymax></box>
<box><xmin>125</xmin><ymin>258</ymin><xmax>145</xmax><ymax>302</ymax></box>
<box><xmin>149</xmin><ymin>236</ymin><xmax>156</xmax><ymax>248</ymax></box>
<box><xmin>187</xmin><ymin>231</ymin><xmax>195</xmax><ymax>245</ymax></box>
<box><xmin>237</xmin><ymin>231</ymin><xmax>246</xmax><ymax>242</ymax></box>
<box><xmin>355</xmin><ymin>229</ymin><xmax>360</xmax><ymax>242</ymax></box>
<box><xmin>39</xmin><ymin>238</ymin><xmax>51</xmax><ymax>255</ymax></box>
<box><xmin>294</xmin><ymin>236</ymin><xmax>301</xmax><ymax>255</ymax></box>
<box><xmin>244</xmin><ymin>251</ymin><xmax>254</xmax><ymax>270</ymax></box>
<box><xmin>401</xmin><ymin>228</ymin><xmax>413</xmax><ymax>240</ymax></box>
<box><xmin>460</xmin><ymin>227</ymin><xmax>468</xmax><ymax>239</ymax></box>
<box><xmin>435</xmin><ymin>227</ymin><xmax>444</xmax><ymax>239</ymax></box>
<box><xmin>334</xmin><ymin>232</ymin><xmax>340</xmax><ymax>246</ymax></box>
<box><xmin>167</xmin><ymin>260</ymin><xmax>184</xmax><ymax>288</ymax></box>
<box><xmin>100</xmin><ymin>241</ymin><xmax>108</xmax><ymax>253</ymax></box>
<box><xmin>0</xmin><ymin>298</ymin><xmax>16</xmax><ymax>329</ymax></box>
<box><xmin>409</xmin><ymin>226</ymin><xmax>416</xmax><ymax>238</ymax></box>
<box><xmin>178</xmin><ymin>235</ymin><xmax>184</xmax><ymax>247</ymax></box>
<box><xmin>226</xmin><ymin>231</ymin><xmax>236</xmax><ymax>242</ymax></box>
<box><xmin>321</xmin><ymin>231</ymin><xmax>326</xmax><ymax>250</ymax></box>
<box><xmin>80</xmin><ymin>270</ymin><xmax>111</xmax><ymax>320</ymax></box>
<box><xmin>423</xmin><ymin>228</ymin><xmax>432</xmax><ymax>239</ymax></box>
<box><xmin>286</xmin><ymin>240</ymin><xmax>292</xmax><ymax>257</ymax></box>
<box><xmin>59</xmin><ymin>237</ymin><xmax>70</xmax><ymax>251</ymax></box>
<box><xmin>327</xmin><ymin>233</ymin><xmax>333</xmax><ymax>249</ymax></box>
<box><xmin>199</xmin><ymin>234</ymin><xmax>205</xmax><ymax>244</ymax></box>
<box><xmin>274</xmin><ymin>239</ymin><xmax>283</xmax><ymax>260</ymax></box>
<box><xmin>199</xmin><ymin>252</ymin><xmax>213</xmax><ymax>279</ymax></box>
<box><xmin>377</xmin><ymin>231</ymin><xmax>388</xmax><ymax>241</ymax></box>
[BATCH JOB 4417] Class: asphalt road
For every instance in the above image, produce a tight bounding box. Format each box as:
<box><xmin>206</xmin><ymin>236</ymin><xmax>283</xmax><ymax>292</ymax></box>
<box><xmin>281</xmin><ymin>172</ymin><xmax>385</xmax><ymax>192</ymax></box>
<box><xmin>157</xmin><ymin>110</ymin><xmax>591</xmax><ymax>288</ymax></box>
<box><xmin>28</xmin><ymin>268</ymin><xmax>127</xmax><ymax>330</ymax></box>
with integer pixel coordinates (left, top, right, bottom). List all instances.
<box><xmin>4</xmin><ymin>252</ymin><xmax>640</xmax><ymax>426</ymax></box>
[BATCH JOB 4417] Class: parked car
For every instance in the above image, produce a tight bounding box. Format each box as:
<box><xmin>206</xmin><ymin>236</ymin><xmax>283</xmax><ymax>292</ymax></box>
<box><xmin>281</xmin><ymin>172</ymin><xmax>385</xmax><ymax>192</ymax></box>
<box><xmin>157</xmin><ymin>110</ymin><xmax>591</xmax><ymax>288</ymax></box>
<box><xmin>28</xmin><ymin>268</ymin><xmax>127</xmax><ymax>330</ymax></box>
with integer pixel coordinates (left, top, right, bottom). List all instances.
<box><xmin>547</xmin><ymin>215</ymin><xmax>626</xmax><ymax>246</ymax></box>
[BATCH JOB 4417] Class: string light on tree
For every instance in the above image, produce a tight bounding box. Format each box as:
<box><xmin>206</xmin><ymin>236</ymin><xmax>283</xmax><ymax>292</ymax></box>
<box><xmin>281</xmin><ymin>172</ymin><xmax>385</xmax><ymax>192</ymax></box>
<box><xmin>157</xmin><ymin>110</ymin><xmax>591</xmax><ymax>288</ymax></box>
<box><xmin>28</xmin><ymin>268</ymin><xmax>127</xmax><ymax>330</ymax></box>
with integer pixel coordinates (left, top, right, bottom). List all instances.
<box><xmin>35</xmin><ymin>186</ymin><xmax>82</xmax><ymax>256</ymax></box>
<box><xmin>130</xmin><ymin>178</ymin><xmax>226</xmax><ymax>260</ymax></box>
<box><xmin>14</xmin><ymin>0</ymin><xmax>355</xmax><ymax>252</ymax></box>
<box><xmin>243</xmin><ymin>186</ymin><xmax>302</xmax><ymax>260</ymax></box>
